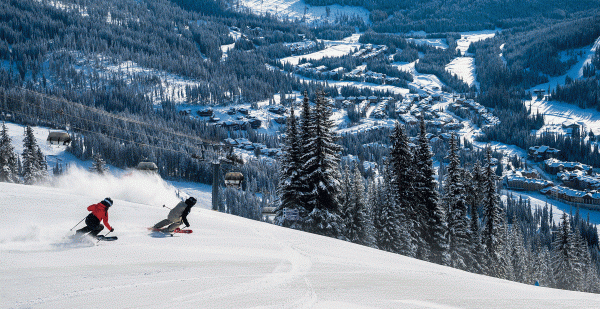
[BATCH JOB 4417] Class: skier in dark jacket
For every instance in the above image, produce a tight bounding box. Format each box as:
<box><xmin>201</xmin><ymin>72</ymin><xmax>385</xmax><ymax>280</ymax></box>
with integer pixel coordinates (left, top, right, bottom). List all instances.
<box><xmin>152</xmin><ymin>197</ymin><xmax>196</xmax><ymax>232</ymax></box>
<box><xmin>76</xmin><ymin>198</ymin><xmax>114</xmax><ymax>237</ymax></box>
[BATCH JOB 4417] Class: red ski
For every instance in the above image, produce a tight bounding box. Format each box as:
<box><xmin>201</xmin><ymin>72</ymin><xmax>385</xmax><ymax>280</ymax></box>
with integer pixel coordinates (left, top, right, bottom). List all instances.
<box><xmin>148</xmin><ymin>227</ymin><xmax>192</xmax><ymax>234</ymax></box>
<box><xmin>173</xmin><ymin>228</ymin><xmax>193</xmax><ymax>234</ymax></box>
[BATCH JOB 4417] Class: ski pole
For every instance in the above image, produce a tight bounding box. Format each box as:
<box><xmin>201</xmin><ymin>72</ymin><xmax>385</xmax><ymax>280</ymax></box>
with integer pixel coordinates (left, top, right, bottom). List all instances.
<box><xmin>69</xmin><ymin>216</ymin><xmax>87</xmax><ymax>231</ymax></box>
<box><xmin>163</xmin><ymin>204</ymin><xmax>172</xmax><ymax>210</ymax></box>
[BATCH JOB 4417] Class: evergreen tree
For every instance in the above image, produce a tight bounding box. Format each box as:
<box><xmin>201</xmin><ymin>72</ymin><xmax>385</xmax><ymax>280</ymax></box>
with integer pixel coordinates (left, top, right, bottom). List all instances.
<box><xmin>300</xmin><ymin>91</ymin><xmax>344</xmax><ymax>238</ymax></box>
<box><xmin>339</xmin><ymin>164</ymin><xmax>353</xmax><ymax>237</ymax></box>
<box><xmin>21</xmin><ymin>125</ymin><xmax>45</xmax><ymax>184</ymax></box>
<box><xmin>35</xmin><ymin>146</ymin><xmax>48</xmax><ymax>180</ymax></box>
<box><xmin>414</xmin><ymin>116</ymin><xmax>449</xmax><ymax>265</ymax></box>
<box><xmin>90</xmin><ymin>153</ymin><xmax>108</xmax><ymax>174</ymax></box>
<box><xmin>388</xmin><ymin>122</ymin><xmax>417</xmax><ymax>257</ymax></box>
<box><xmin>510</xmin><ymin>217</ymin><xmax>531</xmax><ymax>284</ymax></box>
<box><xmin>346</xmin><ymin>162</ymin><xmax>375</xmax><ymax>247</ymax></box>
<box><xmin>552</xmin><ymin>213</ymin><xmax>578</xmax><ymax>291</ymax></box>
<box><xmin>373</xmin><ymin>167</ymin><xmax>405</xmax><ymax>253</ymax></box>
<box><xmin>0</xmin><ymin>123</ymin><xmax>19</xmax><ymax>183</ymax></box>
<box><xmin>443</xmin><ymin>133</ymin><xmax>470</xmax><ymax>270</ymax></box>
<box><xmin>275</xmin><ymin>107</ymin><xmax>305</xmax><ymax>228</ymax></box>
<box><xmin>465</xmin><ymin>164</ymin><xmax>485</xmax><ymax>274</ymax></box>
<box><xmin>481</xmin><ymin>145</ymin><xmax>506</xmax><ymax>278</ymax></box>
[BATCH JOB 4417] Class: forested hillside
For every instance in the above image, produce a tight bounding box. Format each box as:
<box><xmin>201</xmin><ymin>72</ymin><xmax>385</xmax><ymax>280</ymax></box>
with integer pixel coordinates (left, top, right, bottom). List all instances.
<box><xmin>304</xmin><ymin>0</ymin><xmax>600</xmax><ymax>32</ymax></box>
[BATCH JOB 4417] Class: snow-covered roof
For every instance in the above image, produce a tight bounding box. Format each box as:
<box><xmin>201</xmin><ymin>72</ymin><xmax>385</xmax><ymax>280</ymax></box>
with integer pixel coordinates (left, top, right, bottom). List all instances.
<box><xmin>544</xmin><ymin>158</ymin><xmax>591</xmax><ymax>171</ymax></box>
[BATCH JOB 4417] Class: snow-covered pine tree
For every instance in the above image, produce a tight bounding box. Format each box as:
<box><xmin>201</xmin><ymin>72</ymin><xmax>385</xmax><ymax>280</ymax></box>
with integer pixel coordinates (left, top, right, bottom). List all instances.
<box><xmin>481</xmin><ymin>146</ymin><xmax>506</xmax><ymax>278</ymax></box>
<box><xmin>35</xmin><ymin>146</ymin><xmax>49</xmax><ymax>180</ymax></box>
<box><xmin>300</xmin><ymin>91</ymin><xmax>344</xmax><ymax>238</ymax></box>
<box><xmin>89</xmin><ymin>153</ymin><xmax>108</xmax><ymax>174</ymax></box>
<box><xmin>532</xmin><ymin>238</ymin><xmax>552</xmax><ymax>287</ymax></box>
<box><xmin>0</xmin><ymin>123</ymin><xmax>20</xmax><ymax>183</ymax></box>
<box><xmin>346</xmin><ymin>162</ymin><xmax>374</xmax><ymax>247</ymax></box>
<box><xmin>339</xmin><ymin>164</ymin><xmax>353</xmax><ymax>237</ymax></box>
<box><xmin>551</xmin><ymin>213</ymin><xmax>578</xmax><ymax>291</ymax></box>
<box><xmin>275</xmin><ymin>107</ymin><xmax>305</xmax><ymax>229</ymax></box>
<box><xmin>443</xmin><ymin>133</ymin><xmax>470</xmax><ymax>270</ymax></box>
<box><xmin>414</xmin><ymin>116</ymin><xmax>448</xmax><ymax>265</ymax></box>
<box><xmin>388</xmin><ymin>121</ymin><xmax>417</xmax><ymax>257</ymax></box>
<box><xmin>571</xmin><ymin>223</ymin><xmax>600</xmax><ymax>292</ymax></box>
<box><xmin>465</xmin><ymin>162</ymin><xmax>486</xmax><ymax>274</ymax></box>
<box><xmin>510</xmin><ymin>216</ymin><xmax>531</xmax><ymax>284</ymax></box>
<box><xmin>373</xmin><ymin>166</ymin><xmax>405</xmax><ymax>253</ymax></box>
<box><xmin>22</xmin><ymin>125</ymin><xmax>42</xmax><ymax>184</ymax></box>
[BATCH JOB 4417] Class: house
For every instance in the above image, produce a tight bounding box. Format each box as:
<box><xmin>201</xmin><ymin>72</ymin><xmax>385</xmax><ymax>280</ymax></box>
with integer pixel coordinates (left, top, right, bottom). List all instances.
<box><xmin>368</xmin><ymin>96</ymin><xmax>378</xmax><ymax>104</ymax></box>
<box><xmin>558</xmin><ymin>170</ymin><xmax>600</xmax><ymax>191</ymax></box>
<box><xmin>544</xmin><ymin>158</ymin><xmax>592</xmax><ymax>175</ymax></box>
<box><xmin>528</xmin><ymin>145</ymin><xmax>560</xmax><ymax>162</ymax></box>
<box><xmin>268</xmin><ymin>106</ymin><xmax>286</xmax><ymax>115</ymax></box>
<box><xmin>197</xmin><ymin>108</ymin><xmax>214</xmax><ymax>117</ymax></box>
<box><xmin>562</xmin><ymin>121</ymin><xmax>581</xmax><ymax>137</ymax></box>
<box><xmin>247</xmin><ymin>119</ymin><xmax>262</xmax><ymax>129</ymax></box>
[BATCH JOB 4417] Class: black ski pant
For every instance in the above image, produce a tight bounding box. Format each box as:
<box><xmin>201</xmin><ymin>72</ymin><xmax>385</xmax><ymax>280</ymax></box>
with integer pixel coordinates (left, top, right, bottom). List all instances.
<box><xmin>76</xmin><ymin>213</ymin><xmax>104</xmax><ymax>236</ymax></box>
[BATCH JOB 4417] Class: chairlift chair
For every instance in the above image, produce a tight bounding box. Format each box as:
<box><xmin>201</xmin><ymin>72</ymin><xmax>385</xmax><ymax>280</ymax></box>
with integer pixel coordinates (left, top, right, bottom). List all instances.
<box><xmin>136</xmin><ymin>161</ymin><xmax>159</xmax><ymax>173</ymax></box>
<box><xmin>224</xmin><ymin>171</ymin><xmax>244</xmax><ymax>188</ymax></box>
<box><xmin>47</xmin><ymin>131</ymin><xmax>72</xmax><ymax>146</ymax></box>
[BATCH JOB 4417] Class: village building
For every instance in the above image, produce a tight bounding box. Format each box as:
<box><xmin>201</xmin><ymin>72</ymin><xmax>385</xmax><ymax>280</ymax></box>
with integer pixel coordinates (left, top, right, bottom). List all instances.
<box><xmin>504</xmin><ymin>174</ymin><xmax>553</xmax><ymax>191</ymax></box>
<box><xmin>558</xmin><ymin>170</ymin><xmax>600</xmax><ymax>191</ymax></box>
<box><xmin>543</xmin><ymin>158</ymin><xmax>592</xmax><ymax>175</ymax></box>
<box><xmin>528</xmin><ymin>145</ymin><xmax>560</xmax><ymax>162</ymax></box>
<box><xmin>540</xmin><ymin>186</ymin><xmax>600</xmax><ymax>210</ymax></box>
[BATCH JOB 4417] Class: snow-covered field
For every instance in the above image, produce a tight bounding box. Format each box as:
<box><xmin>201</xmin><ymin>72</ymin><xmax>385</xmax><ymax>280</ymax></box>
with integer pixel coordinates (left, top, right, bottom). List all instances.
<box><xmin>528</xmin><ymin>98</ymin><xmax>600</xmax><ymax>136</ymax></box>
<box><xmin>446</xmin><ymin>57</ymin><xmax>478</xmax><ymax>88</ymax></box>
<box><xmin>3</xmin><ymin>178</ymin><xmax>600</xmax><ymax>308</ymax></box>
<box><xmin>280</xmin><ymin>34</ymin><xmax>362</xmax><ymax>66</ymax></box>
<box><xmin>237</xmin><ymin>0</ymin><xmax>370</xmax><ymax>24</ymax></box>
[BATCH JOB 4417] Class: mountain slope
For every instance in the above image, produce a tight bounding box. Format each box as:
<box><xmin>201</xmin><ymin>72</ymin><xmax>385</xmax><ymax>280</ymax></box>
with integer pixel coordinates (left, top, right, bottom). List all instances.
<box><xmin>2</xmin><ymin>179</ymin><xmax>600</xmax><ymax>308</ymax></box>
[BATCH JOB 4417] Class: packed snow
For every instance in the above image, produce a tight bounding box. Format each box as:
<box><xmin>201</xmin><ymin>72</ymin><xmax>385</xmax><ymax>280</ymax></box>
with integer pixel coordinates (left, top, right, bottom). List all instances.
<box><xmin>3</xmin><ymin>176</ymin><xmax>600</xmax><ymax>308</ymax></box>
<box><xmin>445</xmin><ymin>57</ymin><xmax>479</xmax><ymax>89</ymax></box>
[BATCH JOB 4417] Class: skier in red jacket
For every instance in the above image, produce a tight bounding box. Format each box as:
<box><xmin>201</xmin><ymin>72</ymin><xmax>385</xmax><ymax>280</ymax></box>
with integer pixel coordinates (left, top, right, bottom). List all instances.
<box><xmin>76</xmin><ymin>198</ymin><xmax>114</xmax><ymax>237</ymax></box>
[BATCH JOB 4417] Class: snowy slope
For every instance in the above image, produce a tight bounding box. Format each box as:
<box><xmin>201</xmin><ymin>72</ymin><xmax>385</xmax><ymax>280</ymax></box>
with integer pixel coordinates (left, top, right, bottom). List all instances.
<box><xmin>237</xmin><ymin>0</ymin><xmax>370</xmax><ymax>24</ymax></box>
<box><xmin>529</xmin><ymin>35</ymin><xmax>600</xmax><ymax>93</ymax></box>
<box><xmin>3</xmin><ymin>179</ymin><xmax>600</xmax><ymax>308</ymax></box>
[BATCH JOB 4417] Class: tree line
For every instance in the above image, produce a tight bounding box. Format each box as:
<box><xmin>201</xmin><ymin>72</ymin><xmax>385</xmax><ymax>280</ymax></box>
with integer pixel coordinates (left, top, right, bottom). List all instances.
<box><xmin>275</xmin><ymin>97</ymin><xmax>600</xmax><ymax>292</ymax></box>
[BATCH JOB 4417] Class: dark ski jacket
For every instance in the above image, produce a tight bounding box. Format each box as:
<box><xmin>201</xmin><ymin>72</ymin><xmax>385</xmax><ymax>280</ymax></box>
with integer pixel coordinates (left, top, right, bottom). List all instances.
<box><xmin>167</xmin><ymin>201</ymin><xmax>192</xmax><ymax>226</ymax></box>
<box><xmin>88</xmin><ymin>202</ymin><xmax>112</xmax><ymax>230</ymax></box>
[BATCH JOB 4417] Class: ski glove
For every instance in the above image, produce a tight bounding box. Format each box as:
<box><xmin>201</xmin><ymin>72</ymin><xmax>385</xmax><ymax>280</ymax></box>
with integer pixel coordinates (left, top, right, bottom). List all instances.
<box><xmin>185</xmin><ymin>223</ymin><xmax>190</xmax><ymax>227</ymax></box>
<box><xmin>110</xmin><ymin>228</ymin><xmax>114</xmax><ymax>232</ymax></box>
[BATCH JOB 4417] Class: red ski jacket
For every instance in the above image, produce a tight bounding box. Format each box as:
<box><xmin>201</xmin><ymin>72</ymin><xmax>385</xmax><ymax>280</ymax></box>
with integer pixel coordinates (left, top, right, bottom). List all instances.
<box><xmin>88</xmin><ymin>203</ymin><xmax>112</xmax><ymax>230</ymax></box>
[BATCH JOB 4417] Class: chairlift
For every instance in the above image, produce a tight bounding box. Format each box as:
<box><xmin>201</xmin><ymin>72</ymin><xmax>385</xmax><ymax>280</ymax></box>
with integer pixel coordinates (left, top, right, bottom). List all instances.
<box><xmin>136</xmin><ymin>161</ymin><xmax>159</xmax><ymax>173</ymax></box>
<box><xmin>224</xmin><ymin>171</ymin><xmax>244</xmax><ymax>188</ymax></box>
<box><xmin>47</xmin><ymin>131</ymin><xmax>71</xmax><ymax>146</ymax></box>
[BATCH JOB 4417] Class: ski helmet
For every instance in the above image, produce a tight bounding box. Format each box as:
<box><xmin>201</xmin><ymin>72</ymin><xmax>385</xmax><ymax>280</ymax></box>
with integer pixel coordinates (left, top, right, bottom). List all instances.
<box><xmin>102</xmin><ymin>197</ymin><xmax>113</xmax><ymax>207</ymax></box>
<box><xmin>185</xmin><ymin>197</ymin><xmax>197</xmax><ymax>207</ymax></box>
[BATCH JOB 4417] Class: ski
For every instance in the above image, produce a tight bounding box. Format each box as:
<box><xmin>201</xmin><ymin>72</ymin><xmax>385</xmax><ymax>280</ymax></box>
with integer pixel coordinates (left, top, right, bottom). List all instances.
<box><xmin>173</xmin><ymin>228</ymin><xmax>192</xmax><ymax>234</ymax></box>
<box><xmin>96</xmin><ymin>235</ymin><xmax>118</xmax><ymax>241</ymax></box>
